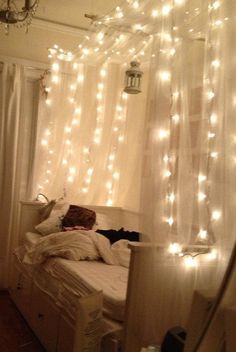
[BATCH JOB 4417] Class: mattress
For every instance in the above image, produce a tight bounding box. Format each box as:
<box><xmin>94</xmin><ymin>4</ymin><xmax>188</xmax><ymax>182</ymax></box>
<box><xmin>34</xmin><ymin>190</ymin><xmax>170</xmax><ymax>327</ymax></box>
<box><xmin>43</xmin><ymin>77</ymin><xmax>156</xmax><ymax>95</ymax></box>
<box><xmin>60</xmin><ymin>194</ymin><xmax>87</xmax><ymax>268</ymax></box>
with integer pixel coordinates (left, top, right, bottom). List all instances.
<box><xmin>15</xmin><ymin>232</ymin><xmax>129</xmax><ymax>323</ymax></box>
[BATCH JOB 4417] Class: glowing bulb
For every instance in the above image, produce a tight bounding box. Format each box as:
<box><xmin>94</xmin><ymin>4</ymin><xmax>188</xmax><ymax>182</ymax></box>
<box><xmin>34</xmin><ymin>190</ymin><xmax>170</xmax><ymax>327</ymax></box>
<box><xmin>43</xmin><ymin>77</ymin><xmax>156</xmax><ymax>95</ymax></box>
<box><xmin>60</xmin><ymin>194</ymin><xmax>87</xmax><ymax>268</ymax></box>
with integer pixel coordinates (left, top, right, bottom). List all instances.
<box><xmin>198</xmin><ymin>192</ymin><xmax>207</xmax><ymax>201</ymax></box>
<box><xmin>82</xmin><ymin>187</ymin><xmax>88</xmax><ymax>193</ymax></box>
<box><xmin>169</xmin><ymin>243</ymin><xmax>182</xmax><ymax>254</ymax></box>
<box><xmin>212</xmin><ymin>1</ymin><xmax>220</xmax><ymax>10</ymax></box>
<box><xmin>69</xmin><ymin>167</ymin><xmax>76</xmax><ymax>174</ymax></box>
<box><xmin>133</xmin><ymin>1</ymin><xmax>139</xmax><ymax>9</ymax></box>
<box><xmin>168</xmin><ymin>193</ymin><xmax>175</xmax><ymax>203</ymax></box>
<box><xmin>160</xmin><ymin>71</ymin><xmax>170</xmax><ymax>81</ymax></box>
<box><xmin>118</xmin><ymin>136</ymin><xmax>124</xmax><ymax>142</ymax></box>
<box><xmin>82</xmin><ymin>48</ymin><xmax>89</xmax><ymax>55</ymax></box>
<box><xmin>198</xmin><ymin>229</ymin><xmax>208</xmax><ymax>240</ymax></box>
<box><xmin>67</xmin><ymin>176</ymin><xmax>74</xmax><ymax>183</ymax></box>
<box><xmin>46</xmin><ymin>99</ymin><xmax>52</xmax><ymax>106</ymax></box>
<box><xmin>198</xmin><ymin>174</ymin><xmax>206</xmax><ymax>182</ymax></box>
<box><xmin>109</xmin><ymin>154</ymin><xmax>115</xmax><ymax>161</ymax></box>
<box><xmin>106</xmin><ymin>181</ymin><xmax>112</xmax><ymax>189</ymax></box>
<box><xmin>113</xmin><ymin>172</ymin><xmax>120</xmax><ymax>179</ymax></box>
<box><xmin>208</xmin><ymin>249</ymin><xmax>218</xmax><ymax>260</ymax></box>
<box><xmin>210</xmin><ymin>152</ymin><xmax>218</xmax><ymax>158</ymax></box>
<box><xmin>106</xmin><ymin>199</ymin><xmax>113</xmax><ymax>206</ymax></box>
<box><xmin>162</xmin><ymin>5</ymin><xmax>172</xmax><ymax>16</ymax></box>
<box><xmin>212</xmin><ymin>59</ymin><xmax>220</xmax><ymax>68</ymax></box>
<box><xmin>87</xmin><ymin>168</ymin><xmax>93</xmax><ymax>176</ymax></box>
<box><xmin>208</xmin><ymin>132</ymin><xmax>216</xmax><ymax>138</ymax></box>
<box><xmin>207</xmin><ymin>91</ymin><xmax>215</xmax><ymax>100</ymax></box>
<box><xmin>210</xmin><ymin>113</ymin><xmax>217</xmax><ymax>124</ymax></box>
<box><xmin>184</xmin><ymin>256</ymin><xmax>198</xmax><ymax>268</ymax></box>
<box><xmin>77</xmin><ymin>75</ymin><xmax>84</xmax><ymax>83</ymax></box>
<box><xmin>62</xmin><ymin>159</ymin><xmax>68</xmax><ymax>165</ymax></box>
<box><xmin>73</xmin><ymin>62</ymin><xmax>78</xmax><ymax>70</ymax></box>
<box><xmin>75</xmin><ymin>107</ymin><xmax>81</xmax><ymax>115</ymax></box>
<box><xmin>52</xmin><ymin>75</ymin><xmax>59</xmax><ymax>84</ymax></box>
<box><xmin>41</xmin><ymin>139</ymin><xmax>48</xmax><ymax>146</ymax></box>
<box><xmin>167</xmin><ymin>217</ymin><xmax>174</xmax><ymax>226</ymax></box>
<box><xmin>100</xmin><ymin>69</ymin><xmax>107</xmax><ymax>77</ymax></box>
<box><xmin>93</xmin><ymin>137</ymin><xmax>100</xmax><ymax>144</ymax></box>
<box><xmin>65</xmin><ymin>126</ymin><xmax>71</xmax><ymax>133</ymax></box>
<box><xmin>159</xmin><ymin>129</ymin><xmax>169</xmax><ymax>139</ymax></box>
<box><xmin>52</xmin><ymin>62</ymin><xmax>59</xmax><ymax>71</ymax></box>
<box><xmin>96</xmin><ymin>92</ymin><xmax>103</xmax><ymax>100</ymax></box>
<box><xmin>172</xmin><ymin>114</ymin><xmax>180</xmax><ymax>123</ymax></box>
<box><xmin>151</xmin><ymin>9</ymin><xmax>158</xmax><ymax>17</ymax></box>
<box><xmin>70</xmin><ymin>84</ymin><xmax>76</xmax><ymax>91</ymax></box>
<box><xmin>72</xmin><ymin>119</ymin><xmax>79</xmax><ymax>125</ymax></box>
<box><xmin>98</xmin><ymin>83</ymin><xmax>104</xmax><ymax>90</ymax></box>
<box><xmin>164</xmin><ymin>170</ymin><xmax>172</xmax><ymax>177</ymax></box>
<box><xmin>163</xmin><ymin>155</ymin><xmax>169</xmax><ymax>163</ymax></box>
<box><xmin>212</xmin><ymin>210</ymin><xmax>221</xmax><ymax>220</ymax></box>
<box><xmin>97</xmin><ymin>32</ymin><xmax>104</xmax><ymax>41</ymax></box>
<box><xmin>83</xmin><ymin>147</ymin><xmax>89</xmax><ymax>154</ymax></box>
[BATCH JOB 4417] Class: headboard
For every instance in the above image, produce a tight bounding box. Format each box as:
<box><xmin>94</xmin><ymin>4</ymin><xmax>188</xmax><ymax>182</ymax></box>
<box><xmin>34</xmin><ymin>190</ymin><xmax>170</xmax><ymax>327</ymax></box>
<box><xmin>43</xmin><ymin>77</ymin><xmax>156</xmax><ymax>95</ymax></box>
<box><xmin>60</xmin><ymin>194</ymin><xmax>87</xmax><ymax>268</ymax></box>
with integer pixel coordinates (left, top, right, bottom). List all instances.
<box><xmin>18</xmin><ymin>201</ymin><xmax>140</xmax><ymax>244</ymax></box>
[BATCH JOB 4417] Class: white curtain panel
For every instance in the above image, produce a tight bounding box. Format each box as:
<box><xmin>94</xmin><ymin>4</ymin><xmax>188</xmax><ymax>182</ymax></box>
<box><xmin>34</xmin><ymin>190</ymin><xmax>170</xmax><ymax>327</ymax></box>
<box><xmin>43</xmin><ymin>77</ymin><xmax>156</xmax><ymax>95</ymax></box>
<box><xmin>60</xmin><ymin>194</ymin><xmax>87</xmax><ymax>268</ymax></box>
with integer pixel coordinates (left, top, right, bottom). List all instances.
<box><xmin>137</xmin><ymin>0</ymin><xmax>236</xmax><ymax>344</ymax></box>
<box><xmin>32</xmin><ymin>62</ymin><xmax>148</xmax><ymax>210</ymax></box>
<box><xmin>0</xmin><ymin>63</ymin><xmax>36</xmax><ymax>288</ymax></box>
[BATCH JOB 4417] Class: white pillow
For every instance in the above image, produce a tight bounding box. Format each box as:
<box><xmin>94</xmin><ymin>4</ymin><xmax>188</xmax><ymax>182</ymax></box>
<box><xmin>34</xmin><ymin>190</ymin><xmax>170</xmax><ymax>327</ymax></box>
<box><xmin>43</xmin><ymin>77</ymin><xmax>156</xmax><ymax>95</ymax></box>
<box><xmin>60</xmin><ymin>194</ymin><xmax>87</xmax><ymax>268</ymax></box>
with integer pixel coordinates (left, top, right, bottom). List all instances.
<box><xmin>94</xmin><ymin>212</ymin><xmax>112</xmax><ymax>230</ymax></box>
<box><xmin>35</xmin><ymin>201</ymin><xmax>69</xmax><ymax>236</ymax></box>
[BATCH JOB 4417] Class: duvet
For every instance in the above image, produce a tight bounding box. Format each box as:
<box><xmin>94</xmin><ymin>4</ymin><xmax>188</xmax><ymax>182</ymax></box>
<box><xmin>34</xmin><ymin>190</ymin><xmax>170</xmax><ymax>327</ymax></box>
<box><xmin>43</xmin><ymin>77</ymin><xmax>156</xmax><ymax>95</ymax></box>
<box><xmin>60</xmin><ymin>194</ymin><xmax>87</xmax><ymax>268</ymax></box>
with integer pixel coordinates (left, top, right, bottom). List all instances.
<box><xmin>23</xmin><ymin>230</ymin><xmax>131</xmax><ymax>267</ymax></box>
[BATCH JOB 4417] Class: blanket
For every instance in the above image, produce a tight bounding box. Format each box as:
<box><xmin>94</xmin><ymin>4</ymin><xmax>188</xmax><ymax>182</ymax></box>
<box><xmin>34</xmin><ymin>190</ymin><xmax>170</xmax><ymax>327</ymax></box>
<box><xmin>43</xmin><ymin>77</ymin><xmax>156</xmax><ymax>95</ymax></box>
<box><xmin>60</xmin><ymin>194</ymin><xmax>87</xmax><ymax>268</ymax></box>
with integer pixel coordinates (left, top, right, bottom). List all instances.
<box><xmin>23</xmin><ymin>230</ymin><xmax>118</xmax><ymax>265</ymax></box>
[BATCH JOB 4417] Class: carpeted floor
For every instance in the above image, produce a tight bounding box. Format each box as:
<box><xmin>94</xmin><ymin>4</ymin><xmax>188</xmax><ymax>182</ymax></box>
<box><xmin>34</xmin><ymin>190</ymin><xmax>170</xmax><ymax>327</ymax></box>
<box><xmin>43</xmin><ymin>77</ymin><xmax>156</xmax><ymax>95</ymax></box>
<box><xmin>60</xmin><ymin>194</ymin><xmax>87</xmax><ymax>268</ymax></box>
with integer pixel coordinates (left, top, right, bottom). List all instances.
<box><xmin>0</xmin><ymin>291</ymin><xmax>45</xmax><ymax>352</ymax></box>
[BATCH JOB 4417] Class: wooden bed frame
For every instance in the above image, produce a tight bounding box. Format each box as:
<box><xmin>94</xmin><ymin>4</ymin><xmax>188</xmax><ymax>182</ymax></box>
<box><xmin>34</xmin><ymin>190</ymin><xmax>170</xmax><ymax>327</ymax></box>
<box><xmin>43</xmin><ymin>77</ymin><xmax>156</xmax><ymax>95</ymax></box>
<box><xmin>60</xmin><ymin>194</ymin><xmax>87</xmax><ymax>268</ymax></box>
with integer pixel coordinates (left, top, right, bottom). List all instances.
<box><xmin>9</xmin><ymin>201</ymin><xmax>141</xmax><ymax>352</ymax></box>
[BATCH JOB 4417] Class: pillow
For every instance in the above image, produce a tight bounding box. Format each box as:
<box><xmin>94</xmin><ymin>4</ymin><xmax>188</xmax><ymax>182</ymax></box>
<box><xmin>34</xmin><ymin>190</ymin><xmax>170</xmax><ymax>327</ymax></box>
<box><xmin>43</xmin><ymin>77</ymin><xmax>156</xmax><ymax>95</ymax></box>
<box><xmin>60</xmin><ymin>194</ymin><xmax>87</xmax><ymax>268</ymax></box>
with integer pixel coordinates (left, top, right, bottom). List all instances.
<box><xmin>96</xmin><ymin>228</ymin><xmax>140</xmax><ymax>244</ymax></box>
<box><xmin>62</xmin><ymin>205</ymin><xmax>96</xmax><ymax>230</ymax></box>
<box><xmin>93</xmin><ymin>212</ymin><xmax>112</xmax><ymax>230</ymax></box>
<box><xmin>35</xmin><ymin>201</ymin><xmax>69</xmax><ymax>236</ymax></box>
<box><xmin>39</xmin><ymin>199</ymin><xmax>56</xmax><ymax>221</ymax></box>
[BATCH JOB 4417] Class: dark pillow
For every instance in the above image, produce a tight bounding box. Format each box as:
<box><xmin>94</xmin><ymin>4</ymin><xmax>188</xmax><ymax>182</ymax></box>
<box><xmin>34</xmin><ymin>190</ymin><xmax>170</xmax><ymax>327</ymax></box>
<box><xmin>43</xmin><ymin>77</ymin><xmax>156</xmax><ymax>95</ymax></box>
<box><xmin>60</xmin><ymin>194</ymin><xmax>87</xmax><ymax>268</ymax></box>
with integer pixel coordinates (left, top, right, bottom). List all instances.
<box><xmin>96</xmin><ymin>228</ymin><xmax>140</xmax><ymax>244</ymax></box>
<box><xmin>62</xmin><ymin>205</ymin><xmax>96</xmax><ymax>230</ymax></box>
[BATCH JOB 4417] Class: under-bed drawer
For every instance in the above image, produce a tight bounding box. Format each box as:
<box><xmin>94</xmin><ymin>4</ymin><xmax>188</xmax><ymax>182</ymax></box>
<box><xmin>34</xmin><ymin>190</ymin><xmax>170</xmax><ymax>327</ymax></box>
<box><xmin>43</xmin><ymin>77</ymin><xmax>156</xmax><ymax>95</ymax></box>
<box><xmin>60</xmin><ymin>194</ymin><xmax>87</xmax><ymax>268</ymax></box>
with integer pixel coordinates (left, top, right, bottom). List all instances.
<box><xmin>57</xmin><ymin>315</ymin><xmax>75</xmax><ymax>352</ymax></box>
<box><xmin>10</xmin><ymin>264</ymin><xmax>32</xmax><ymax>322</ymax></box>
<box><xmin>30</xmin><ymin>284</ymin><xmax>60</xmax><ymax>352</ymax></box>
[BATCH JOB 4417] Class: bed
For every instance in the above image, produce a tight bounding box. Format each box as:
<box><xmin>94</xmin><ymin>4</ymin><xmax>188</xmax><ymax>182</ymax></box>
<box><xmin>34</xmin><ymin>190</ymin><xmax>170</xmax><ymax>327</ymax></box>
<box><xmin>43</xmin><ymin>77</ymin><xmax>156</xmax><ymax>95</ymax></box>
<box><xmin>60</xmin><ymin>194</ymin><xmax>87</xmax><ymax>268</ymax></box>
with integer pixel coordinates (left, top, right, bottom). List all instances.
<box><xmin>9</xmin><ymin>200</ymin><xmax>140</xmax><ymax>352</ymax></box>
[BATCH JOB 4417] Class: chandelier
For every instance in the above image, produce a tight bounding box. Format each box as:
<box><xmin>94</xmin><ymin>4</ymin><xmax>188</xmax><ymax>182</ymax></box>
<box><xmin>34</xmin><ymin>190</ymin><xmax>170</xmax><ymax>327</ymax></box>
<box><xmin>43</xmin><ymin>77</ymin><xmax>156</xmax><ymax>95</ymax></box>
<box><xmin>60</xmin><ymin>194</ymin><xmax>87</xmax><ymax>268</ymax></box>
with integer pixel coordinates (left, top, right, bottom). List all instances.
<box><xmin>0</xmin><ymin>0</ymin><xmax>39</xmax><ymax>34</ymax></box>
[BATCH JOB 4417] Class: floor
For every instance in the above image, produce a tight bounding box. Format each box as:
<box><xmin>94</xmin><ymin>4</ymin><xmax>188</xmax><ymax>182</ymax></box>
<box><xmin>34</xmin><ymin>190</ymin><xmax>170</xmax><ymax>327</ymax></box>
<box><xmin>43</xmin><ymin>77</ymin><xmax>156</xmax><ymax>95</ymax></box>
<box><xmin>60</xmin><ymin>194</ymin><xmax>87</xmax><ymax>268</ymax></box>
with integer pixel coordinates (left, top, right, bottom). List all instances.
<box><xmin>0</xmin><ymin>291</ymin><xmax>45</xmax><ymax>352</ymax></box>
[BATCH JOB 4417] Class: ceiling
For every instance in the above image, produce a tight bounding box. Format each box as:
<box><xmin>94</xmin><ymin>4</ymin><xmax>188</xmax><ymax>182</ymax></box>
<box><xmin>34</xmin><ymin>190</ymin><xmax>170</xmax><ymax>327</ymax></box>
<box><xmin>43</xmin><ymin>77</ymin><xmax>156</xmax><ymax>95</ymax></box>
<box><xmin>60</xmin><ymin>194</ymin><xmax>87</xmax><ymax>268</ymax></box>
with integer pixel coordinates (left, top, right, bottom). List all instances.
<box><xmin>0</xmin><ymin>0</ymin><xmax>121</xmax><ymax>65</ymax></box>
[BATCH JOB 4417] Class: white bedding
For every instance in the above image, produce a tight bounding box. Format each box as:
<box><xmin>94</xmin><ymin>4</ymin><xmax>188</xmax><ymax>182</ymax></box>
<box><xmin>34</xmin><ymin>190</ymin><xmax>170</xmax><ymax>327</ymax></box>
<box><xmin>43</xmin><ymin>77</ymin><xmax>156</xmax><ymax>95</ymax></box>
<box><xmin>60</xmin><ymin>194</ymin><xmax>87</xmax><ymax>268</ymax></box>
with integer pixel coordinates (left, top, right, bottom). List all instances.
<box><xmin>16</xmin><ymin>231</ymin><xmax>131</xmax><ymax>322</ymax></box>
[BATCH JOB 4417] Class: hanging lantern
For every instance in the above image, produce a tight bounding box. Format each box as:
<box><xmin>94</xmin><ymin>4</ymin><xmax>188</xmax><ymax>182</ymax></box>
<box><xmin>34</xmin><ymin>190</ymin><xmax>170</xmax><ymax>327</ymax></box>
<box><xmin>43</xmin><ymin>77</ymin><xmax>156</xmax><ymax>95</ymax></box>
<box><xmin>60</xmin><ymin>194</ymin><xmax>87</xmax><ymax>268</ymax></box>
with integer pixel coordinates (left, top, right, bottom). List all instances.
<box><xmin>124</xmin><ymin>61</ymin><xmax>143</xmax><ymax>94</ymax></box>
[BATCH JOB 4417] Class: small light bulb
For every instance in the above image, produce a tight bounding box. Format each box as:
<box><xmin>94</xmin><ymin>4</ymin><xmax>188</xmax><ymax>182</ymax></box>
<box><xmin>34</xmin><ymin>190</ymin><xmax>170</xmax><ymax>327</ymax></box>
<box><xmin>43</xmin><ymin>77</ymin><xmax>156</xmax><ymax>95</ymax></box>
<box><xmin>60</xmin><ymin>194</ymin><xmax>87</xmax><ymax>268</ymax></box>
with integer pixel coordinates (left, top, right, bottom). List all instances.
<box><xmin>212</xmin><ymin>210</ymin><xmax>221</xmax><ymax>220</ymax></box>
<box><xmin>184</xmin><ymin>256</ymin><xmax>198</xmax><ymax>268</ymax></box>
<box><xmin>198</xmin><ymin>174</ymin><xmax>206</xmax><ymax>182</ymax></box>
<box><xmin>172</xmin><ymin>114</ymin><xmax>180</xmax><ymax>123</ymax></box>
<box><xmin>151</xmin><ymin>9</ymin><xmax>158</xmax><ymax>17</ymax></box>
<box><xmin>169</xmin><ymin>242</ymin><xmax>182</xmax><ymax>254</ymax></box>
<box><xmin>167</xmin><ymin>217</ymin><xmax>174</xmax><ymax>226</ymax></box>
<box><xmin>198</xmin><ymin>192</ymin><xmax>207</xmax><ymax>201</ymax></box>
<box><xmin>198</xmin><ymin>229</ymin><xmax>208</xmax><ymax>240</ymax></box>
<box><xmin>160</xmin><ymin>71</ymin><xmax>171</xmax><ymax>81</ymax></box>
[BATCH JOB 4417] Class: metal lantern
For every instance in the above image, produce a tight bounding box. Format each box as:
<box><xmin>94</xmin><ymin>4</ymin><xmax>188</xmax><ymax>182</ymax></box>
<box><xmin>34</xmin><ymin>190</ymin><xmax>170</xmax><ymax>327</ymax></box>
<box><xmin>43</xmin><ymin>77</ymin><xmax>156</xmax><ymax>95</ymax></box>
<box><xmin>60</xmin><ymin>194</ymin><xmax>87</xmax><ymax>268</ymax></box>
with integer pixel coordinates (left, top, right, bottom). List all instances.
<box><xmin>124</xmin><ymin>61</ymin><xmax>143</xmax><ymax>94</ymax></box>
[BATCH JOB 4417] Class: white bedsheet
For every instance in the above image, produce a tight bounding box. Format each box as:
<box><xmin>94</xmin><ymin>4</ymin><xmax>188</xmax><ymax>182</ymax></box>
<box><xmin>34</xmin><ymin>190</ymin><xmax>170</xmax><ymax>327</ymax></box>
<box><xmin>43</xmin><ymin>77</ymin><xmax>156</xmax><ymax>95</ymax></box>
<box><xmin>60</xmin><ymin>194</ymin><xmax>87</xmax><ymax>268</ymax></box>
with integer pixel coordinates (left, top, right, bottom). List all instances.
<box><xmin>16</xmin><ymin>232</ymin><xmax>129</xmax><ymax>322</ymax></box>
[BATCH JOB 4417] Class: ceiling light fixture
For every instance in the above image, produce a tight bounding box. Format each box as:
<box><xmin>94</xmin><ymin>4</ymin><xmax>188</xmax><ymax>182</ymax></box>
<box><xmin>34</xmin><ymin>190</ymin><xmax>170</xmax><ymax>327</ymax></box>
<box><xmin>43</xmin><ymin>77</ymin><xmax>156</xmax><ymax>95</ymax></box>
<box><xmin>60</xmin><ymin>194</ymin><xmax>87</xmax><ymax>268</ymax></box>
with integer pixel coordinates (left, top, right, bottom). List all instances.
<box><xmin>0</xmin><ymin>0</ymin><xmax>39</xmax><ymax>34</ymax></box>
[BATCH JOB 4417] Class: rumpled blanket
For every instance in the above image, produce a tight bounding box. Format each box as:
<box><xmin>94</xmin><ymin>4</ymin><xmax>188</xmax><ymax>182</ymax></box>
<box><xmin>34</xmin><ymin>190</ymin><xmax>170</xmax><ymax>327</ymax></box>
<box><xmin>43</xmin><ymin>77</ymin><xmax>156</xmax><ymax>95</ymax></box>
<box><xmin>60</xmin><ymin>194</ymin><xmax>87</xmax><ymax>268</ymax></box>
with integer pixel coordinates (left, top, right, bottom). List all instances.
<box><xmin>23</xmin><ymin>230</ymin><xmax>117</xmax><ymax>265</ymax></box>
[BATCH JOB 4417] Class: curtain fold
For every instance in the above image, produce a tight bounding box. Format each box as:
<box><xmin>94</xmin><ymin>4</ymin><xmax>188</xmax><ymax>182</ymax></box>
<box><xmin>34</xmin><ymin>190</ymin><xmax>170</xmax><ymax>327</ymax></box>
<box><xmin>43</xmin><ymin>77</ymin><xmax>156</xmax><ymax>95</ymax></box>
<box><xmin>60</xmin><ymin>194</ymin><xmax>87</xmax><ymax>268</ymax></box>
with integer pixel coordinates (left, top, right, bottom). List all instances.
<box><xmin>0</xmin><ymin>63</ymin><xmax>32</xmax><ymax>288</ymax></box>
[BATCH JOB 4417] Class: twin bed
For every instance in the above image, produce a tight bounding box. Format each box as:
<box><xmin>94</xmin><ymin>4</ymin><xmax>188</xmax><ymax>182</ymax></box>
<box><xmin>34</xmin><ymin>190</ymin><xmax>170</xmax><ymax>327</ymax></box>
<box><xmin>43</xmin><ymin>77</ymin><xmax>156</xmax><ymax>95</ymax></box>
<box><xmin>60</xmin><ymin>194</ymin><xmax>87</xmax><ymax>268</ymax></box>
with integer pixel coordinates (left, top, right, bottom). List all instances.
<box><xmin>10</xmin><ymin>200</ymin><xmax>140</xmax><ymax>352</ymax></box>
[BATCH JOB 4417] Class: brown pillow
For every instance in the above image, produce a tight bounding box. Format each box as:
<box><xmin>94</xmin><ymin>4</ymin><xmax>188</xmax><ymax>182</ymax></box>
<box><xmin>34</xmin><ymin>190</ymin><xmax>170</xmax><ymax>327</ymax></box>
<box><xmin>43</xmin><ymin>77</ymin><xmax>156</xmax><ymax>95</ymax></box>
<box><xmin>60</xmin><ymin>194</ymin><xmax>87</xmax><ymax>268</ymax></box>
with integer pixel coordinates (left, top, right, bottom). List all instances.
<box><xmin>62</xmin><ymin>205</ymin><xmax>96</xmax><ymax>230</ymax></box>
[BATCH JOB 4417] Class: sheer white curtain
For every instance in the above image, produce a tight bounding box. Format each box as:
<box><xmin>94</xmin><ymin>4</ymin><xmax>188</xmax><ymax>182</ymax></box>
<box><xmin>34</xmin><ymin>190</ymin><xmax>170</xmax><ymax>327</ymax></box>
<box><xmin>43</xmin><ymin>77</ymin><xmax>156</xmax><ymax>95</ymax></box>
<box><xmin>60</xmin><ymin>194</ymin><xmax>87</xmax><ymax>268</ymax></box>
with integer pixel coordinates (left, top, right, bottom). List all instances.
<box><xmin>136</xmin><ymin>0</ymin><xmax>236</xmax><ymax>346</ymax></box>
<box><xmin>31</xmin><ymin>61</ymin><xmax>148</xmax><ymax>210</ymax></box>
<box><xmin>0</xmin><ymin>63</ymin><xmax>36</xmax><ymax>288</ymax></box>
